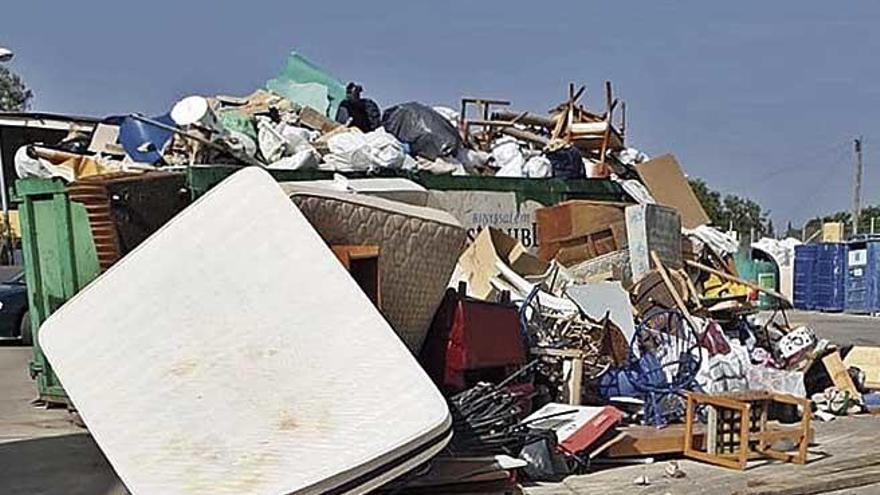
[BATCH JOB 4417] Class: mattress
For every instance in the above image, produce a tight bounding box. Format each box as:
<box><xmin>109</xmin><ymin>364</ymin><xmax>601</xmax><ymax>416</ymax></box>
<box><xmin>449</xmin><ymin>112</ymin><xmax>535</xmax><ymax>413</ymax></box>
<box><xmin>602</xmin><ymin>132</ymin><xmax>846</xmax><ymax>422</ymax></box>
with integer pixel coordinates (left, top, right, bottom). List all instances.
<box><xmin>282</xmin><ymin>177</ymin><xmax>430</xmax><ymax>206</ymax></box>
<box><xmin>283</xmin><ymin>184</ymin><xmax>466</xmax><ymax>353</ymax></box>
<box><xmin>39</xmin><ymin>167</ymin><xmax>451</xmax><ymax>495</ymax></box>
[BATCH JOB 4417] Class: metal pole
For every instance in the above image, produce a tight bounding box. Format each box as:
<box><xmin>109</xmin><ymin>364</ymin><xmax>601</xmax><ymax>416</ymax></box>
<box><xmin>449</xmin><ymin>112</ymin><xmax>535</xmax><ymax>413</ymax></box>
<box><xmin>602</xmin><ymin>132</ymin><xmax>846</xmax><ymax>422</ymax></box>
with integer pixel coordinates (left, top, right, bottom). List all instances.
<box><xmin>854</xmin><ymin>137</ymin><xmax>863</xmax><ymax>236</ymax></box>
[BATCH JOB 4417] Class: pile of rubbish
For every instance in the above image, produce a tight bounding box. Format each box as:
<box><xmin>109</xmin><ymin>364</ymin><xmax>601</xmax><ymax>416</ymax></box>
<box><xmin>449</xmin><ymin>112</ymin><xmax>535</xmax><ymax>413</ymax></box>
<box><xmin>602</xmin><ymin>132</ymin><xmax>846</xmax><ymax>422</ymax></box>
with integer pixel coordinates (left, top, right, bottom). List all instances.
<box><xmin>18</xmin><ymin>50</ymin><xmax>880</xmax><ymax>494</ymax></box>
<box><xmin>12</xmin><ymin>52</ymin><xmax>643</xmax><ymax>184</ymax></box>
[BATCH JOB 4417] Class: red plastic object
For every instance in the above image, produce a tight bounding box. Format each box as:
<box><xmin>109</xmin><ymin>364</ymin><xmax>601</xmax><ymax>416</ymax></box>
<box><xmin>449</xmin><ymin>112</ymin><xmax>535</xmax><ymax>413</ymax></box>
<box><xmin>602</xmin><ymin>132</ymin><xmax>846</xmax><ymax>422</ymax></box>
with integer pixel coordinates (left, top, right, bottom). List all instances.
<box><xmin>420</xmin><ymin>289</ymin><xmax>526</xmax><ymax>391</ymax></box>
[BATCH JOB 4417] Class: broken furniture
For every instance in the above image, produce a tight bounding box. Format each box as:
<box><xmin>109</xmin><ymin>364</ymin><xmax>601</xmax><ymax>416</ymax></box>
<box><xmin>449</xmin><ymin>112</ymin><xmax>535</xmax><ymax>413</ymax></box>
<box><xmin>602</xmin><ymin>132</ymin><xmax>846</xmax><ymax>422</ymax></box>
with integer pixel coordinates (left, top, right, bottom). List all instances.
<box><xmin>459</xmin><ymin>97</ymin><xmax>512</xmax><ymax>149</ymax></box>
<box><xmin>536</xmin><ymin>200</ymin><xmax>629</xmax><ymax>266</ymax></box>
<box><xmin>604</xmin><ymin>422</ymin><xmax>815</xmax><ymax>458</ymax></box>
<box><xmin>419</xmin><ymin>283</ymin><xmax>526</xmax><ymax>392</ymax></box>
<box><xmin>683</xmin><ymin>391</ymin><xmax>811</xmax><ymax>470</ymax></box>
<box><xmin>331</xmin><ymin>244</ymin><xmax>381</xmax><ymax>308</ymax></box>
<box><xmin>523</xmin><ymin>403</ymin><xmax>623</xmax><ymax>455</ymax></box>
<box><xmin>530</xmin><ymin>347</ymin><xmax>588</xmax><ymax>406</ymax></box>
<box><xmin>38</xmin><ymin>168</ymin><xmax>452</xmax><ymax>494</ymax></box>
<box><xmin>283</xmin><ymin>183</ymin><xmax>466</xmax><ymax>353</ymax></box>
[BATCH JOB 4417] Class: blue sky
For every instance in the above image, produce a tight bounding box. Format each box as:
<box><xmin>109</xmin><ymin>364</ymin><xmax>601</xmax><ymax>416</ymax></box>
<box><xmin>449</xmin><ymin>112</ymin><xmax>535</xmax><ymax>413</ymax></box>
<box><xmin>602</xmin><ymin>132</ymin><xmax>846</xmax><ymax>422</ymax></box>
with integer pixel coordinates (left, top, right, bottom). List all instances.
<box><xmin>2</xmin><ymin>1</ymin><xmax>878</xmax><ymax>227</ymax></box>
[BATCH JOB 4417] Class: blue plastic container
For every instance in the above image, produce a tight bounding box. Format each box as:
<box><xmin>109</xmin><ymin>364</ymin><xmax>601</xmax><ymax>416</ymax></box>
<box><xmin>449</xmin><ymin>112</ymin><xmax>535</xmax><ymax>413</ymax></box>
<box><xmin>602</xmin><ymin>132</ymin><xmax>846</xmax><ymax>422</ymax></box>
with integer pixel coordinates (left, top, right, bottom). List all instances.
<box><xmin>845</xmin><ymin>240</ymin><xmax>880</xmax><ymax>314</ymax></box>
<box><xmin>793</xmin><ymin>244</ymin><xmax>818</xmax><ymax>310</ymax></box>
<box><xmin>794</xmin><ymin>243</ymin><xmax>847</xmax><ymax>311</ymax></box>
<box><xmin>812</xmin><ymin>243</ymin><xmax>848</xmax><ymax>311</ymax></box>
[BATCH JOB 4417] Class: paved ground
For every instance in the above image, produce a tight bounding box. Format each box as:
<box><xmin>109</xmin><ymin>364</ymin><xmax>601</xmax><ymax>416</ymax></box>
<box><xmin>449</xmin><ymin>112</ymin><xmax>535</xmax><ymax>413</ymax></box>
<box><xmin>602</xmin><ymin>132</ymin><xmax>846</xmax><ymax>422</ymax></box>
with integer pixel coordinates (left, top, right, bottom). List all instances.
<box><xmin>0</xmin><ymin>310</ymin><xmax>877</xmax><ymax>494</ymax></box>
<box><xmin>783</xmin><ymin>310</ymin><xmax>880</xmax><ymax>346</ymax></box>
<box><xmin>0</xmin><ymin>345</ymin><xmax>126</xmax><ymax>494</ymax></box>
<box><xmin>523</xmin><ymin>415</ymin><xmax>880</xmax><ymax>495</ymax></box>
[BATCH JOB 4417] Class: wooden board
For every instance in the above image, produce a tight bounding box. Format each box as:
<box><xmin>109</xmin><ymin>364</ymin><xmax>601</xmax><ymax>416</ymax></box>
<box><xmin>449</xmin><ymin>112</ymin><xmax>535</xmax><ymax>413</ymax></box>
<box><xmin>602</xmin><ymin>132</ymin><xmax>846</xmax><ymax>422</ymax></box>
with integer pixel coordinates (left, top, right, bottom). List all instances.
<box><xmin>824</xmin><ymin>351</ymin><xmax>862</xmax><ymax>399</ymax></box>
<box><xmin>844</xmin><ymin>346</ymin><xmax>880</xmax><ymax>389</ymax></box>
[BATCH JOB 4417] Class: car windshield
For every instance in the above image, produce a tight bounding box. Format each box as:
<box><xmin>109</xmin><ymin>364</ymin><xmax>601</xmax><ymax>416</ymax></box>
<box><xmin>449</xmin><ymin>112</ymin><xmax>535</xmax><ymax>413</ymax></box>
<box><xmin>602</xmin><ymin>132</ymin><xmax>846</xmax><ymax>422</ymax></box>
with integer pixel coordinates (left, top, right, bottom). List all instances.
<box><xmin>7</xmin><ymin>272</ymin><xmax>24</xmax><ymax>284</ymax></box>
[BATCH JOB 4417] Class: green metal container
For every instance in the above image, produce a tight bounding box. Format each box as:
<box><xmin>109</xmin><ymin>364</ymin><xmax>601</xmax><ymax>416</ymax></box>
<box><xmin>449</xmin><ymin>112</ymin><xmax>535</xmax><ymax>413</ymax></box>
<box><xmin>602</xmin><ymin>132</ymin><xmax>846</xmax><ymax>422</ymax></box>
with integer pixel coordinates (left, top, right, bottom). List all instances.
<box><xmin>756</xmin><ymin>271</ymin><xmax>778</xmax><ymax>310</ymax></box>
<box><xmin>15</xmin><ymin>178</ymin><xmax>100</xmax><ymax>404</ymax></box>
<box><xmin>185</xmin><ymin>165</ymin><xmax>628</xmax><ymax>203</ymax></box>
<box><xmin>735</xmin><ymin>251</ymin><xmax>779</xmax><ymax>310</ymax></box>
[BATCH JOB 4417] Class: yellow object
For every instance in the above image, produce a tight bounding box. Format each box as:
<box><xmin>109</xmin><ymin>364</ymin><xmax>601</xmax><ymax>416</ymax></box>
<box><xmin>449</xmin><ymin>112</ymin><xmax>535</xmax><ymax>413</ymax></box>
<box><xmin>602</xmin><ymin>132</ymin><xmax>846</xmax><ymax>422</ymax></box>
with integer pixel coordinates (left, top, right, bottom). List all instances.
<box><xmin>0</xmin><ymin>211</ymin><xmax>21</xmax><ymax>239</ymax></box>
<box><xmin>703</xmin><ymin>274</ymin><xmax>749</xmax><ymax>299</ymax></box>
<box><xmin>822</xmin><ymin>222</ymin><xmax>844</xmax><ymax>242</ymax></box>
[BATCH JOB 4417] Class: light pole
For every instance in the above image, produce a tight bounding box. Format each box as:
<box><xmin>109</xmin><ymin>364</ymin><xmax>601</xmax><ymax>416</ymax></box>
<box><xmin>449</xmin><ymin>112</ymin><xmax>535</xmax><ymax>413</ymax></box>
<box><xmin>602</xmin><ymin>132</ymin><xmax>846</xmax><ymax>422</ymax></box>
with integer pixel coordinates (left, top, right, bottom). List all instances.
<box><xmin>0</xmin><ymin>47</ymin><xmax>15</xmax><ymax>264</ymax></box>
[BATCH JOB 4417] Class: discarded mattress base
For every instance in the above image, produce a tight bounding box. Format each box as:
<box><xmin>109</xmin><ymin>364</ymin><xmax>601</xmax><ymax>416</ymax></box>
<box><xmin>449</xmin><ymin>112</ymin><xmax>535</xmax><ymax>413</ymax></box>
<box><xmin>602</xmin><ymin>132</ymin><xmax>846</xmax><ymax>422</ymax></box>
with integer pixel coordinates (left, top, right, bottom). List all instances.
<box><xmin>285</xmin><ymin>184</ymin><xmax>466</xmax><ymax>352</ymax></box>
<box><xmin>39</xmin><ymin>168</ymin><xmax>452</xmax><ymax>495</ymax></box>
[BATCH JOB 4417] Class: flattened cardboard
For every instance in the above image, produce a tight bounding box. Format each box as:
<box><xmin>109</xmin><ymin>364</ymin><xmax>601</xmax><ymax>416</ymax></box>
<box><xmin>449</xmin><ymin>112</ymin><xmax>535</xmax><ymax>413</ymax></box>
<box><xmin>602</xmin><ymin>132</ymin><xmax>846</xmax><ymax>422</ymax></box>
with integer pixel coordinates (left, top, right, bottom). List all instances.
<box><xmin>635</xmin><ymin>154</ymin><xmax>710</xmax><ymax>229</ymax></box>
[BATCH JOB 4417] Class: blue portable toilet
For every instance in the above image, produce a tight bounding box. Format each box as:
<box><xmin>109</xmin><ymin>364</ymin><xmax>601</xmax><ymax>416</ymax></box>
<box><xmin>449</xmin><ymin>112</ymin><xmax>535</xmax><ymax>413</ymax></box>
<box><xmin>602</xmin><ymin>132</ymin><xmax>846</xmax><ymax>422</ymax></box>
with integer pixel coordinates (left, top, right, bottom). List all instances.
<box><xmin>812</xmin><ymin>243</ymin><xmax>847</xmax><ymax>311</ymax></box>
<box><xmin>845</xmin><ymin>240</ymin><xmax>880</xmax><ymax>314</ymax></box>
<box><xmin>793</xmin><ymin>244</ymin><xmax>817</xmax><ymax>310</ymax></box>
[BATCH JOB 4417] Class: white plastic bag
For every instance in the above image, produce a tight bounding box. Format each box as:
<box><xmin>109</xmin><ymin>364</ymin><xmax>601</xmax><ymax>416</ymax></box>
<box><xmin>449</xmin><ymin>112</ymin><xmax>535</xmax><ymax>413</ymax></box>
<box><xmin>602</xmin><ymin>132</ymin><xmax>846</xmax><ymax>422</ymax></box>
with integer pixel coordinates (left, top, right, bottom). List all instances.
<box><xmin>432</xmin><ymin>106</ymin><xmax>460</xmax><ymax>127</ymax></box>
<box><xmin>325</xmin><ymin>131</ymin><xmax>372</xmax><ymax>172</ymax></box>
<box><xmin>257</xmin><ymin>117</ymin><xmax>316</xmax><ymax>163</ymax></box>
<box><xmin>267</xmin><ymin>148</ymin><xmax>319</xmax><ymax>170</ymax></box>
<box><xmin>325</xmin><ymin>128</ymin><xmax>405</xmax><ymax>172</ymax></box>
<box><xmin>364</xmin><ymin>128</ymin><xmax>405</xmax><ymax>170</ymax></box>
<box><xmin>492</xmin><ymin>137</ymin><xmax>525</xmax><ymax>177</ymax></box>
<box><xmin>524</xmin><ymin>155</ymin><xmax>551</xmax><ymax>178</ymax></box>
<box><xmin>14</xmin><ymin>146</ymin><xmax>74</xmax><ymax>182</ymax></box>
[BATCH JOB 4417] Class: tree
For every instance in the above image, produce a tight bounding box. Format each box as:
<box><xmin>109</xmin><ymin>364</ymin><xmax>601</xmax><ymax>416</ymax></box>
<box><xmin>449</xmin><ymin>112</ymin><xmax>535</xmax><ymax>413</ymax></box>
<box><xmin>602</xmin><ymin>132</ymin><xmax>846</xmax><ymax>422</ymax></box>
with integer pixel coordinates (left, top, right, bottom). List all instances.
<box><xmin>785</xmin><ymin>221</ymin><xmax>798</xmax><ymax>239</ymax></box>
<box><xmin>0</xmin><ymin>66</ymin><xmax>32</xmax><ymax>111</ymax></box>
<box><xmin>689</xmin><ymin>178</ymin><xmax>771</xmax><ymax>238</ymax></box>
<box><xmin>688</xmin><ymin>179</ymin><xmax>723</xmax><ymax>226</ymax></box>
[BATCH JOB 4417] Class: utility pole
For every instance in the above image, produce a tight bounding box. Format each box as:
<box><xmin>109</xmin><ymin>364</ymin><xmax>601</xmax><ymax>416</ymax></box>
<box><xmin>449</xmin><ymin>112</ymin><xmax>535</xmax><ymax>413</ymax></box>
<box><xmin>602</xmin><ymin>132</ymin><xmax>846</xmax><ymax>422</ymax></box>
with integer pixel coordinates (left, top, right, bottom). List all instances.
<box><xmin>854</xmin><ymin>137</ymin><xmax>863</xmax><ymax>237</ymax></box>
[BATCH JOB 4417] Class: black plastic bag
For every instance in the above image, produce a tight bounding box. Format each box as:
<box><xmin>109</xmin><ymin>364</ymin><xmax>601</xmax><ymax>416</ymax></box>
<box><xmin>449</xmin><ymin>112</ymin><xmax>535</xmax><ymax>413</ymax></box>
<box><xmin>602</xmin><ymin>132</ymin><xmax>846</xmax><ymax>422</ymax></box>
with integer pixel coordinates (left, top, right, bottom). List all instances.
<box><xmin>381</xmin><ymin>102</ymin><xmax>462</xmax><ymax>160</ymax></box>
<box><xmin>545</xmin><ymin>145</ymin><xmax>586</xmax><ymax>179</ymax></box>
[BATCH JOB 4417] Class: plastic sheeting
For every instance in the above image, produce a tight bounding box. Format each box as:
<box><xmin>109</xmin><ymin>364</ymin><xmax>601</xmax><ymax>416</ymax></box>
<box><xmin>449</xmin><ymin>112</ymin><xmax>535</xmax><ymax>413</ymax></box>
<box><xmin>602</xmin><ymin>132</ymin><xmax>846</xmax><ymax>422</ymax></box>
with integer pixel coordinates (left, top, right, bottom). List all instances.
<box><xmin>545</xmin><ymin>145</ymin><xmax>585</xmax><ymax>179</ymax></box>
<box><xmin>256</xmin><ymin>117</ymin><xmax>316</xmax><ymax>163</ymax></box>
<box><xmin>686</xmin><ymin>225</ymin><xmax>739</xmax><ymax>256</ymax></box>
<box><xmin>381</xmin><ymin>102</ymin><xmax>462</xmax><ymax>160</ymax></box>
<box><xmin>266</xmin><ymin>51</ymin><xmax>346</xmax><ymax>116</ymax></box>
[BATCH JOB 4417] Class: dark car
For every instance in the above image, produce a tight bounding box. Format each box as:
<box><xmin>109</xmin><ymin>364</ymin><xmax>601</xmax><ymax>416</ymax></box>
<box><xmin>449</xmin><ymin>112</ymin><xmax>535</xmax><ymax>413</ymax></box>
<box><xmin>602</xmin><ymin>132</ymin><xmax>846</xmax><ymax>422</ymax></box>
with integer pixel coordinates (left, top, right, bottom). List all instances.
<box><xmin>0</xmin><ymin>272</ymin><xmax>30</xmax><ymax>344</ymax></box>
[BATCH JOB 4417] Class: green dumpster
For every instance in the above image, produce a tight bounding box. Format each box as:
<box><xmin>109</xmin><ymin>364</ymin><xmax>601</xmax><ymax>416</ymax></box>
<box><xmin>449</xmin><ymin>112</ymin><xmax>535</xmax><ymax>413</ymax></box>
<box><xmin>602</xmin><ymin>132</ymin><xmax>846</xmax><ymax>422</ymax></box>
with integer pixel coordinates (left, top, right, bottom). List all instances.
<box><xmin>186</xmin><ymin>165</ymin><xmax>628</xmax><ymax>249</ymax></box>
<box><xmin>15</xmin><ymin>178</ymin><xmax>101</xmax><ymax>404</ymax></box>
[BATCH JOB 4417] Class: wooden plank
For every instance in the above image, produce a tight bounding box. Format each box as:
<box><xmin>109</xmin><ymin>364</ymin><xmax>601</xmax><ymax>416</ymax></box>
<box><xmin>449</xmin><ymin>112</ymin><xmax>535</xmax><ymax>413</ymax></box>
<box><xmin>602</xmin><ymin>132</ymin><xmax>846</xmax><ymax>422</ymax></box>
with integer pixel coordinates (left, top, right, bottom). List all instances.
<box><xmin>823</xmin><ymin>351</ymin><xmax>862</xmax><ymax>400</ymax></box>
<box><xmin>567</xmin><ymin>357</ymin><xmax>583</xmax><ymax>406</ymax></box>
<box><xmin>686</xmin><ymin>259</ymin><xmax>793</xmax><ymax>308</ymax></box>
<box><xmin>609</xmin><ymin>423</ymin><xmax>694</xmax><ymax>457</ymax></box>
<box><xmin>651</xmin><ymin>251</ymin><xmax>699</xmax><ymax>332</ymax></box>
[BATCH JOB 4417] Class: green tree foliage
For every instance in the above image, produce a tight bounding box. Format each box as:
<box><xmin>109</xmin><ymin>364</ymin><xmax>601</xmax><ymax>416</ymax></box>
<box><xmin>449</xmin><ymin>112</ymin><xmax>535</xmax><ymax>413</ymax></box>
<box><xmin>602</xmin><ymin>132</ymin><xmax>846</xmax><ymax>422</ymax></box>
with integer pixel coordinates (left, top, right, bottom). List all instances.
<box><xmin>0</xmin><ymin>66</ymin><xmax>32</xmax><ymax>111</ymax></box>
<box><xmin>800</xmin><ymin>206</ymin><xmax>880</xmax><ymax>240</ymax></box>
<box><xmin>688</xmin><ymin>179</ymin><xmax>723</xmax><ymax>225</ymax></box>
<box><xmin>688</xmin><ymin>178</ymin><xmax>771</xmax><ymax>237</ymax></box>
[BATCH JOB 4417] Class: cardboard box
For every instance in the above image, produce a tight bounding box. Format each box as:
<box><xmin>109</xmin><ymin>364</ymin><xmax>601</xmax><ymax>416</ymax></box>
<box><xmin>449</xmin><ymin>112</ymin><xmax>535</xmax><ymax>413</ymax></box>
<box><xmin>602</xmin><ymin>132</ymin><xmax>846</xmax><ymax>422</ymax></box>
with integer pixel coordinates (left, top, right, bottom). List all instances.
<box><xmin>536</xmin><ymin>200</ymin><xmax>630</xmax><ymax>265</ymax></box>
